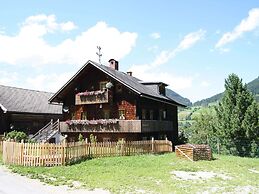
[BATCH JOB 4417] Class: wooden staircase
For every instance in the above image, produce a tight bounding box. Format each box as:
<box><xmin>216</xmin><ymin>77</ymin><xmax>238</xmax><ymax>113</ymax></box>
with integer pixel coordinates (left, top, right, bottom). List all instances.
<box><xmin>31</xmin><ymin>119</ymin><xmax>60</xmax><ymax>143</ymax></box>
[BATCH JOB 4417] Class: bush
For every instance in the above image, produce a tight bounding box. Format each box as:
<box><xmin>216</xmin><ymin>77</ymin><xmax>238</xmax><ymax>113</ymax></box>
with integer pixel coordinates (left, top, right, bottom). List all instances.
<box><xmin>250</xmin><ymin>141</ymin><xmax>259</xmax><ymax>158</ymax></box>
<box><xmin>78</xmin><ymin>133</ymin><xmax>84</xmax><ymax>142</ymax></box>
<box><xmin>89</xmin><ymin>134</ymin><xmax>97</xmax><ymax>143</ymax></box>
<box><xmin>5</xmin><ymin>130</ymin><xmax>28</xmax><ymax>142</ymax></box>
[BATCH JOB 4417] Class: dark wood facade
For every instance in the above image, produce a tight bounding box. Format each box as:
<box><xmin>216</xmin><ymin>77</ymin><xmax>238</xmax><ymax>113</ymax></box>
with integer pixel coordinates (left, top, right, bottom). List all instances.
<box><xmin>0</xmin><ymin>112</ymin><xmax>62</xmax><ymax>135</ymax></box>
<box><xmin>55</xmin><ymin>61</ymin><xmax>181</xmax><ymax>143</ymax></box>
<box><xmin>0</xmin><ymin>109</ymin><xmax>8</xmax><ymax>134</ymax></box>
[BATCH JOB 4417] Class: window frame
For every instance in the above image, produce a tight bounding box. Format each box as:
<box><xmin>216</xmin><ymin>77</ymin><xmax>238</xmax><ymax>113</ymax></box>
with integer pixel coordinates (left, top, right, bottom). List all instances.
<box><xmin>99</xmin><ymin>81</ymin><xmax>108</xmax><ymax>91</ymax></box>
<box><xmin>119</xmin><ymin>109</ymin><xmax>126</xmax><ymax>119</ymax></box>
<box><xmin>81</xmin><ymin>111</ymin><xmax>87</xmax><ymax>120</ymax></box>
<box><xmin>103</xmin><ymin>109</ymin><xmax>110</xmax><ymax>119</ymax></box>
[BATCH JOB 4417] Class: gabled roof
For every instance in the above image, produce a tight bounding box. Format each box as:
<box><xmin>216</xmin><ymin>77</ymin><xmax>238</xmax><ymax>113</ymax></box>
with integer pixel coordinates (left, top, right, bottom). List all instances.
<box><xmin>49</xmin><ymin>60</ymin><xmax>185</xmax><ymax>107</ymax></box>
<box><xmin>0</xmin><ymin>85</ymin><xmax>62</xmax><ymax>114</ymax></box>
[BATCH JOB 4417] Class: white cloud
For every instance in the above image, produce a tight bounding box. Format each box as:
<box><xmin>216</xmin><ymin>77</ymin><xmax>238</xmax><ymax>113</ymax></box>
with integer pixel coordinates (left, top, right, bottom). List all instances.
<box><xmin>0</xmin><ymin>14</ymin><xmax>137</xmax><ymax>67</ymax></box>
<box><xmin>215</xmin><ymin>30</ymin><xmax>221</xmax><ymax>34</ymax></box>
<box><xmin>0</xmin><ymin>71</ymin><xmax>18</xmax><ymax>86</ymax></box>
<box><xmin>23</xmin><ymin>14</ymin><xmax>77</xmax><ymax>33</ymax></box>
<box><xmin>201</xmin><ymin>81</ymin><xmax>210</xmax><ymax>87</ymax></box>
<box><xmin>219</xmin><ymin>48</ymin><xmax>230</xmax><ymax>53</ymax></box>
<box><xmin>150</xmin><ymin>32</ymin><xmax>161</xmax><ymax>39</ymax></box>
<box><xmin>216</xmin><ymin>8</ymin><xmax>259</xmax><ymax>48</ymax></box>
<box><xmin>176</xmin><ymin>29</ymin><xmax>206</xmax><ymax>51</ymax></box>
<box><xmin>26</xmin><ymin>72</ymin><xmax>74</xmax><ymax>92</ymax></box>
<box><xmin>0</xmin><ymin>26</ymin><xmax>5</xmax><ymax>34</ymax></box>
<box><xmin>129</xmin><ymin>29</ymin><xmax>205</xmax><ymax>91</ymax></box>
<box><xmin>130</xmin><ymin>29</ymin><xmax>205</xmax><ymax>72</ymax></box>
<box><xmin>147</xmin><ymin>45</ymin><xmax>159</xmax><ymax>52</ymax></box>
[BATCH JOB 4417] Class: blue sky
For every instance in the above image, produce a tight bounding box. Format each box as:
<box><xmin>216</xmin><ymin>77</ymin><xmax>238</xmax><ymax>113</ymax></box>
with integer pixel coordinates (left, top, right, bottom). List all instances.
<box><xmin>0</xmin><ymin>1</ymin><xmax>259</xmax><ymax>102</ymax></box>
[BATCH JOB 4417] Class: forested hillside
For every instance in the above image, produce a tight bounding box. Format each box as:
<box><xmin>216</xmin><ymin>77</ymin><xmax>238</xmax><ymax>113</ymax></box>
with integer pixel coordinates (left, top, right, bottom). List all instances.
<box><xmin>193</xmin><ymin>76</ymin><xmax>259</xmax><ymax>106</ymax></box>
<box><xmin>179</xmin><ymin>74</ymin><xmax>259</xmax><ymax>157</ymax></box>
<box><xmin>166</xmin><ymin>88</ymin><xmax>192</xmax><ymax>106</ymax></box>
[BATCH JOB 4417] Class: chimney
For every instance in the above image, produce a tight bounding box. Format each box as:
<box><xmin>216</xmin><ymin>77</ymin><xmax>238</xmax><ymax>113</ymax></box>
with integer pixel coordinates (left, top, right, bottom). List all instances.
<box><xmin>127</xmin><ymin>71</ymin><xmax>132</xmax><ymax>76</ymax></box>
<box><xmin>108</xmin><ymin>59</ymin><xmax>119</xmax><ymax>70</ymax></box>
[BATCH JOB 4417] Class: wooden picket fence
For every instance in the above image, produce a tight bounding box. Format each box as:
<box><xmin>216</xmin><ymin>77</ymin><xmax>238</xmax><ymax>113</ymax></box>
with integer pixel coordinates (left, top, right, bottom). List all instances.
<box><xmin>2</xmin><ymin>139</ymin><xmax>172</xmax><ymax>166</ymax></box>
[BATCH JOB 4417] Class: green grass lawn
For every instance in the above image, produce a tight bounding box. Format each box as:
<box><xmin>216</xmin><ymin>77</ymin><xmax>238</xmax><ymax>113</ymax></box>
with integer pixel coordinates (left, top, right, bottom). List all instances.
<box><xmin>5</xmin><ymin>153</ymin><xmax>259</xmax><ymax>194</ymax></box>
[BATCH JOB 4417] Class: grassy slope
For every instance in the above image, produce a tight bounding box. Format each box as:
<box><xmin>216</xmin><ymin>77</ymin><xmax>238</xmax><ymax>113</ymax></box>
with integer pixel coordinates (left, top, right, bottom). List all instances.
<box><xmin>7</xmin><ymin>153</ymin><xmax>259</xmax><ymax>194</ymax></box>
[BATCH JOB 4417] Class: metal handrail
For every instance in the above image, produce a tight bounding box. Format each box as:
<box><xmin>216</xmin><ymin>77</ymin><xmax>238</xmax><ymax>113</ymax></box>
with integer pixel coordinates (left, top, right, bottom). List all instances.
<box><xmin>31</xmin><ymin>119</ymin><xmax>53</xmax><ymax>139</ymax></box>
<box><xmin>31</xmin><ymin>119</ymin><xmax>60</xmax><ymax>142</ymax></box>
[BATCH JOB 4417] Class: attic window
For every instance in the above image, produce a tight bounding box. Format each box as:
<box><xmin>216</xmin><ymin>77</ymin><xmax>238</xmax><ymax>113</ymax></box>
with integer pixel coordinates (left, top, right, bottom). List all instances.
<box><xmin>116</xmin><ymin>84</ymin><xmax>122</xmax><ymax>93</ymax></box>
<box><xmin>100</xmin><ymin>81</ymin><xmax>107</xmax><ymax>91</ymax></box>
<box><xmin>159</xmin><ymin>85</ymin><xmax>165</xmax><ymax>95</ymax></box>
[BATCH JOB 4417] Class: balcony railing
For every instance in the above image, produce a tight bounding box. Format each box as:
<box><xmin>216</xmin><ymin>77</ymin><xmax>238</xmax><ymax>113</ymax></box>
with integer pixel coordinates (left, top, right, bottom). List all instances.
<box><xmin>59</xmin><ymin>120</ymin><xmax>173</xmax><ymax>133</ymax></box>
<box><xmin>75</xmin><ymin>90</ymin><xmax>109</xmax><ymax>105</ymax></box>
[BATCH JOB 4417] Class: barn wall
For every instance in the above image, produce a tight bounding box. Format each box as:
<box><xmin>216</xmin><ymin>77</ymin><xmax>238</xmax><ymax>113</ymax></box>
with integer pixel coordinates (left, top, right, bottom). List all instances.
<box><xmin>8</xmin><ymin>113</ymin><xmax>63</xmax><ymax>135</ymax></box>
<box><xmin>0</xmin><ymin>110</ymin><xmax>8</xmax><ymax>134</ymax></box>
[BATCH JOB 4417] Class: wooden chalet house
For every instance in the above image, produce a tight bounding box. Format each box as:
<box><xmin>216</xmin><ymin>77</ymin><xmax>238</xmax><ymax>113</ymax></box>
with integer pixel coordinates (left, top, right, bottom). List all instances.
<box><xmin>49</xmin><ymin>59</ymin><xmax>184</xmax><ymax>142</ymax></box>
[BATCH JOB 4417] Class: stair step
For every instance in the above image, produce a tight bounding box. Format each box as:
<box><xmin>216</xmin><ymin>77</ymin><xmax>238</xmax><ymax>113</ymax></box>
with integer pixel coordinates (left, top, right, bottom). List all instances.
<box><xmin>31</xmin><ymin>120</ymin><xmax>60</xmax><ymax>143</ymax></box>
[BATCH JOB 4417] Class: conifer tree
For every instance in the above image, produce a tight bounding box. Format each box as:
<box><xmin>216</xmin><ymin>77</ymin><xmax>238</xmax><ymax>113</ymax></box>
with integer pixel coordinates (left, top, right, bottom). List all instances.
<box><xmin>215</xmin><ymin>74</ymin><xmax>259</xmax><ymax>156</ymax></box>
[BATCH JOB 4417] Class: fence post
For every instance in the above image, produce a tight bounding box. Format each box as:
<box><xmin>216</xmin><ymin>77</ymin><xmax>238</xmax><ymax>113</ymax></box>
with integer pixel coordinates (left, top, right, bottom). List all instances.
<box><xmin>165</xmin><ymin>137</ymin><xmax>168</xmax><ymax>152</ymax></box>
<box><xmin>151</xmin><ymin>137</ymin><xmax>154</xmax><ymax>153</ymax></box>
<box><xmin>62</xmin><ymin>138</ymin><xmax>67</xmax><ymax>165</ymax></box>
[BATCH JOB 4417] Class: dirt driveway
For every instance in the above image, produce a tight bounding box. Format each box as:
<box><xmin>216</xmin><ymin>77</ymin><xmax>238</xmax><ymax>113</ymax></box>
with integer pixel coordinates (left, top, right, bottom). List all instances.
<box><xmin>0</xmin><ymin>166</ymin><xmax>109</xmax><ymax>194</ymax></box>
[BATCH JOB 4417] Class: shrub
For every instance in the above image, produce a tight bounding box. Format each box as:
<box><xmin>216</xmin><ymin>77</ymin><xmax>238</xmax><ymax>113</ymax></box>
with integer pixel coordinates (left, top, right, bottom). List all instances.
<box><xmin>5</xmin><ymin>130</ymin><xmax>28</xmax><ymax>142</ymax></box>
<box><xmin>78</xmin><ymin>133</ymin><xmax>84</xmax><ymax>142</ymax></box>
<box><xmin>89</xmin><ymin>134</ymin><xmax>97</xmax><ymax>143</ymax></box>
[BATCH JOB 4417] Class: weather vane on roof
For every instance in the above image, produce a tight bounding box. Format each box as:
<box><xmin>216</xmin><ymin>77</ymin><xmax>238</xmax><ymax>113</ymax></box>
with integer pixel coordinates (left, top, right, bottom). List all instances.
<box><xmin>96</xmin><ymin>46</ymin><xmax>102</xmax><ymax>64</ymax></box>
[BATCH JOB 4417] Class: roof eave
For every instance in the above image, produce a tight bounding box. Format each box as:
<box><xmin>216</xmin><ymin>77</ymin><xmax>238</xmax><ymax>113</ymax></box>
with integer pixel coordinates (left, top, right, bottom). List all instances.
<box><xmin>0</xmin><ymin>103</ymin><xmax>7</xmax><ymax>113</ymax></box>
<box><xmin>6</xmin><ymin>110</ymin><xmax>62</xmax><ymax>115</ymax></box>
<box><xmin>140</xmin><ymin>94</ymin><xmax>186</xmax><ymax>107</ymax></box>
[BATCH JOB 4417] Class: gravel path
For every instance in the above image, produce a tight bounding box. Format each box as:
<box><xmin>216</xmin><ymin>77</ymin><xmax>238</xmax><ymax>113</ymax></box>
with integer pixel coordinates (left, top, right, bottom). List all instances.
<box><xmin>0</xmin><ymin>166</ymin><xmax>110</xmax><ymax>194</ymax></box>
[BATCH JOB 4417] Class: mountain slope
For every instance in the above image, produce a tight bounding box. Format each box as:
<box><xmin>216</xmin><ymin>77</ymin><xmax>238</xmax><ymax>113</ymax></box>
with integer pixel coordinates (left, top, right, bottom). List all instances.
<box><xmin>247</xmin><ymin>76</ymin><xmax>259</xmax><ymax>94</ymax></box>
<box><xmin>193</xmin><ymin>76</ymin><xmax>259</xmax><ymax>106</ymax></box>
<box><xmin>166</xmin><ymin>88</ymin><xmax>192</xmax><ymax>106</ymax></box>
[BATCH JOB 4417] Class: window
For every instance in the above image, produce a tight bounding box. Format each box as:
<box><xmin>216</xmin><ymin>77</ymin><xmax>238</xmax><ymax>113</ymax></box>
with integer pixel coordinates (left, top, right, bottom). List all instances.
<box><xmin>142</xmin><ymin>109</ymin><xmax>146</xmax><ymax>120</ymax></box>
<box><xmin>71</xmin><ymin>112</ymin><xmax>76</xmax><ymax>120</ymax></box>
<box><xmin>119</xmin><ymin>109</ymin><xmax>126</xmax><ymax>119</ymax></box>
<box><xmin>159</xmin><ymin>109</ymin><xmax>163</xmax><ymax>120</ymax></box>
<box><xmin>81</xmin><ymin>111</ymin><xmax>87</xmax><ymax>120</ymax></box>
<box><xmin>150</xmin><ymin>110</ymin><xmax>154</xmax><ymax>120</ymax></box>
<box><xmin>163</xmin><ymin>110</ymin><xmax>167</xmax><ymax>119</ymax></box>
<box><xmin>159</xmin><ymin>109</ymin><xmax>166</xmax><ymax>120</ymax></box>
<box><xmin>99</xmin><ymin>81</ymin><xmax>107</xmax><ymax>91</ymax></box>
<box><xmin>116</xmin><ymin>84</ymin><xmax>122</xmax><ymax>93</ymax></box>
<box><xmin>103</xmin><ymin>110</ymin><xmax>110</xmax><ymax>119</ymax></box>
<box><xmin>159</xmin><ymin>85</ymin><xmax>165</xmax><ymax>95</ymax></box>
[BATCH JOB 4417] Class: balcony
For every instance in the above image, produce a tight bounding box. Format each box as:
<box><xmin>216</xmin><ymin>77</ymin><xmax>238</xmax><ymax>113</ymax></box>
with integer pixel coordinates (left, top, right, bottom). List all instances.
<box><xmin>75</xmin><ymin>90</ymin><xmax>109</xmax><ymax>105</ymax></box>
<box><xmin>59</xmin><ymin>120</ymin><xmax>173</xmax><ymax>133</ymax></box>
